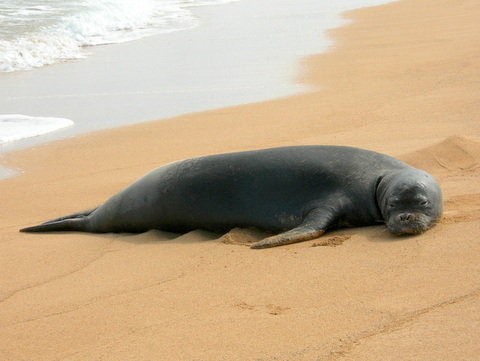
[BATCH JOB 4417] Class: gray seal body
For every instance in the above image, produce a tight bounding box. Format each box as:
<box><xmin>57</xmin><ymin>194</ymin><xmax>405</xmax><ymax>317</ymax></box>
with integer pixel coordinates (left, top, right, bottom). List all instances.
<box><xmin>20</xmin><ymin>146</ymin><xmax>443</xmax><ymax>248</ymax></box>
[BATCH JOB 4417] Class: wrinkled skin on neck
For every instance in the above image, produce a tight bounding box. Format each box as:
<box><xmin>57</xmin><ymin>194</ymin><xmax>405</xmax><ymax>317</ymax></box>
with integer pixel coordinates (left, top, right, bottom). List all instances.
<box><xmin>376</xmin><ymin>169</ymin><xmax>443</xmax><ymax>235</ymax></box>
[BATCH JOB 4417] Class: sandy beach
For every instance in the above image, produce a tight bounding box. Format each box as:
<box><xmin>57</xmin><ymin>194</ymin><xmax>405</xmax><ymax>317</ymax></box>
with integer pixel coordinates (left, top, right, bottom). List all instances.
<box><xmin>1</xmin><ymin>0</ymin><xmax>480</xmax><ymax>359</ymax></box>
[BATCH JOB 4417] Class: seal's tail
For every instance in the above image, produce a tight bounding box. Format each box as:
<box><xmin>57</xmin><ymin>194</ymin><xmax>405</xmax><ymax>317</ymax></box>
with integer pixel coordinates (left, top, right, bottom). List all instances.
<box><xmin>19</xmin><ymin>208</ymin><xmax>96</xmax><ymax>233</ymax></box>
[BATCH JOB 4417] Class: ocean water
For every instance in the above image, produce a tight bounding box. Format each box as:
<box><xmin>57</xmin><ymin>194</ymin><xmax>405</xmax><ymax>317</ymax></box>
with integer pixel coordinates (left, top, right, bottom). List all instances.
<box><xmin>0</xmin><ymin>0</ymin><xmax>237</xmax><ymax>72</ymax></box>
<box><xmin>0</xmin><ymin>114</ymin><xmax>73</xmax><ymax>144</ymax></box>
<box><xmin>0</xmin><ymin>0</ymin><xmax>394</xmax><ymax>151</ymax></box>
<box><xmin>0</xmin><ymin>0</ymin><xmax>237</xmax><ymax>146</ymax></box>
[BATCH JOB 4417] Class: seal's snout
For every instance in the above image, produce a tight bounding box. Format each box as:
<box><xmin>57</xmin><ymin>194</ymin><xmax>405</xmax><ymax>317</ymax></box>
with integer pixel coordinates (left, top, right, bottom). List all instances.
<box><xmin>387</xmin><ymin>212</ymin><xmax>431</xmax><ymax>236</ymax></box>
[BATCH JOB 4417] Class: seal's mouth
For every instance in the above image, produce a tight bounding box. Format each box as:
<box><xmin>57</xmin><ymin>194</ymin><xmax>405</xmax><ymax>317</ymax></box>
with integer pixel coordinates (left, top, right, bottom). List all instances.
<box><xmin>386</xmin><ymin>212</ymin><xmax>433</xmax><ymax>235</ymax></box>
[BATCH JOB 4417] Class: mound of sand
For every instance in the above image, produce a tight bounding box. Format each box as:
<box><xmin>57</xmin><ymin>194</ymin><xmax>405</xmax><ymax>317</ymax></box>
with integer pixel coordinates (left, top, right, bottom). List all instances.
<box><xmin>400</xmin><ymin>136</ymin><xmax>480</xmax><ymax>175</ymax></box>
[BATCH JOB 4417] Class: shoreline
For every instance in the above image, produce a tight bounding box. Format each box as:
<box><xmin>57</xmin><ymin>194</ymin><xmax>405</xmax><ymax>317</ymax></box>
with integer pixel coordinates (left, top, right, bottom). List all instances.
<box><xmin>1</xmin><ymin>0</ymin><xmax>479</xmax><ymax>360</ymax></box>
<box><xmin>0</xmin><ymin>0</ymin><xmax>393</xmax><ymax>155</ymax></box>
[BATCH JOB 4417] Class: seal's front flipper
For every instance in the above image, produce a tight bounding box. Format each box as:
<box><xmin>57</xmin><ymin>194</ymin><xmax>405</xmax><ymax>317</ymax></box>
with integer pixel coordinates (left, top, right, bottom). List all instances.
<box><xmin>250</xmin><ymin>227</ymin><xmax>325</xmax><ymax>249</ymax></box>
<box><xmin>250</xmin><ymin>207</ymin><xmax>336</xmax><ymax>249</ymax></box>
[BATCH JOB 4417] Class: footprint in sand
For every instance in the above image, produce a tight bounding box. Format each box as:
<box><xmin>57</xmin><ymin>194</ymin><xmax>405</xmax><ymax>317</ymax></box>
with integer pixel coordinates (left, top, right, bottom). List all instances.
<box><xmin>234</xmin><ymin>301</ymin><xmax>290</xmax><ymax>315</ymax></box>
<box><xmin>311</xmin><ymin>234</ymin><xmax>350</xmax><ymax>247</ymax></box>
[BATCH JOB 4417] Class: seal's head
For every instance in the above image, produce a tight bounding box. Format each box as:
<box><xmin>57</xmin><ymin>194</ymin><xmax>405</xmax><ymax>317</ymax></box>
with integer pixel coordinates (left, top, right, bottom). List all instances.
<box><xmin>376</xmin><ymin>169</ymin><xmax>443</xmax><ymax>235</ymax></box>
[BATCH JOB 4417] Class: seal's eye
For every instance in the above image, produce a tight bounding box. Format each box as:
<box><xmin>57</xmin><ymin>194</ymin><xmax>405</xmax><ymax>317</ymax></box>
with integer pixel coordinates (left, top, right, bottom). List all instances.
<box><xmin>419</xmin><ymin>200</ymin><xmax>429</xmax><ymax>206</ymax></box>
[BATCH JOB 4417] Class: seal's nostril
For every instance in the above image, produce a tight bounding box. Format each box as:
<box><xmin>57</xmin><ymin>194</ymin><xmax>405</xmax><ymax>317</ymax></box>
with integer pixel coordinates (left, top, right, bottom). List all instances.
<box><xmin>399</xmin><ymin>213</ymin><xmax>412</xmax><ymax>222</ymax></box>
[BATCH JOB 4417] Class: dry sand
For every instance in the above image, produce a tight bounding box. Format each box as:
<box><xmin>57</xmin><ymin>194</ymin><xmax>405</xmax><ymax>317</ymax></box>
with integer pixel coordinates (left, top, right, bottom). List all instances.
<box><xmin>1</xmin><ymin>0</ymin><xmax>479</xmax><ymax>360</ymax></box>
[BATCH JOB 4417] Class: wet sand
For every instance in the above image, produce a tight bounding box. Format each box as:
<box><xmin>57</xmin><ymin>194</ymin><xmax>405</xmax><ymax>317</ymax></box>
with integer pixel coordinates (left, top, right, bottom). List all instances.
<box><xmin>1</xmin><ymin>0</ymin><xmax>479</xmax><ymax>360</ymax></box>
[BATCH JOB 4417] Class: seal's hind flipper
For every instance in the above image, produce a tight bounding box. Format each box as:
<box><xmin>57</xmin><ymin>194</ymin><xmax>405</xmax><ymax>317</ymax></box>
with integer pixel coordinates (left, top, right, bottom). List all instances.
<box><xmin>19</xmin><ymin>208</ymin><xmax>95</xmax><ymax>233</ymax></box>
<box><xmin>20</xmin><ymin>217</ymin><xmax>88</xmax><ymax>233</ymax></box>
<box><xmin>38</xmin><ymin>208</ymin><xmax>96</xmax><ymax>224</ymax></box>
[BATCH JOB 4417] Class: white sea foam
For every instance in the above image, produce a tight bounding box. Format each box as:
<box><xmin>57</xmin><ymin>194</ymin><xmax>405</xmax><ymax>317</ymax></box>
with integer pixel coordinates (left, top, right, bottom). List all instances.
<box><xmin>0</xmin><ymin>115</ymin><xmax>74</xmax><ymax>144</ymax></box>
<box><xmin>0</xmin><ymin>0</ymin><xmax>237</xmax><ymax>72</ymax></box>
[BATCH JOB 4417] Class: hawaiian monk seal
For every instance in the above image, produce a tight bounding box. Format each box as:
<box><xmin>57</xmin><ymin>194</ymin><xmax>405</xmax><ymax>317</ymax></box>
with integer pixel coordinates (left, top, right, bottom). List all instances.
<box><xmin>20</xmin><ymin>146</ymin><xmax>443</xmax><ymax>248</ymax></box>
